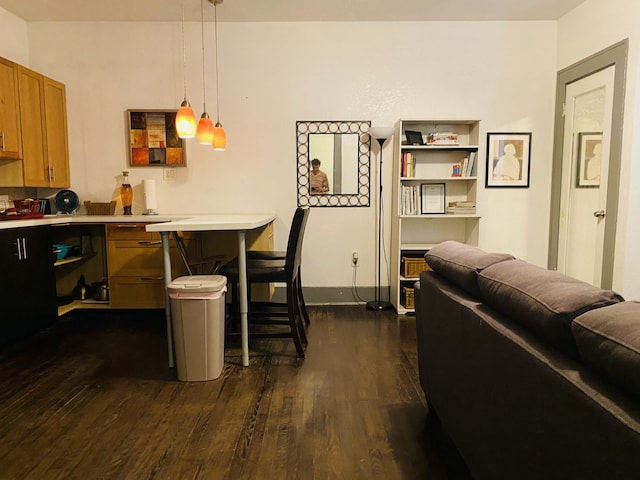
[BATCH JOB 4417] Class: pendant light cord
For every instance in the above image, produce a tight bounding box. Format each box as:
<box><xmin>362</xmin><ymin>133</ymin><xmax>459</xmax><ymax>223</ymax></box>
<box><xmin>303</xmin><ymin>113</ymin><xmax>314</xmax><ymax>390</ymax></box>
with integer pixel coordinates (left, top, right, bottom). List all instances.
<box><xmin>180</xmin><ymin>0</ymin><xmax>188</xmax><ymax>100</ymax></box>
<box><xmin>214</xmin><ymin>1</ymin><xmax>220</xmax><ymax>122</ymax></box>
<box><xmin>200</xmin><ymin>0</ymin><xmax>207</xmax><ymax>113</ymax></box>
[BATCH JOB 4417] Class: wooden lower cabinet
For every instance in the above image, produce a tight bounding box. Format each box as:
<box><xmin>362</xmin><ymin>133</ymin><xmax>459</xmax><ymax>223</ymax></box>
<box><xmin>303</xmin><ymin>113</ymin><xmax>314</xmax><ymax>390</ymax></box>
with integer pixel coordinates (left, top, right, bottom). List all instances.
<box><xmin>106</xmin><ymin>223</ymin><xmax>195</xmax><ymax>309</ymax></box>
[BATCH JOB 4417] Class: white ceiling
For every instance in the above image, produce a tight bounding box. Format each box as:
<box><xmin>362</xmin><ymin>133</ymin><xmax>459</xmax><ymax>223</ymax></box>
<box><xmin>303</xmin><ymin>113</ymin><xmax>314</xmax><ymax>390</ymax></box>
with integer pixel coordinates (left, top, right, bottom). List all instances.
<box><xmin>0</xmin><ymin>0</ymin><xmax>587</xmax><ymax>23</ymax></box>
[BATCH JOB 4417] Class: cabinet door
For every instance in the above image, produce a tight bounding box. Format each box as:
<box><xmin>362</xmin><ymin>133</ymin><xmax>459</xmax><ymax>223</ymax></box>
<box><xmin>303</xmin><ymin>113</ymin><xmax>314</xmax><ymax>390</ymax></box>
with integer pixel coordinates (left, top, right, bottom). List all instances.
<box><xmin>0</xmin><ymin>58</ymin><xmax>22</xmax><ymax>160</ymax></box>
<box><xmin>0</xmin><ymin>226</ymin><xmax>57</xmax><ymax>346</ymax></box>
<box><xmin>18</xmin><ymin>66</ymin><xmax>49</xmax><ymax>187</ymax></box>
<box><xmin>43</xmin><ymin>77</ymin><xmax>70</xmax><ymax>187</ymax></box>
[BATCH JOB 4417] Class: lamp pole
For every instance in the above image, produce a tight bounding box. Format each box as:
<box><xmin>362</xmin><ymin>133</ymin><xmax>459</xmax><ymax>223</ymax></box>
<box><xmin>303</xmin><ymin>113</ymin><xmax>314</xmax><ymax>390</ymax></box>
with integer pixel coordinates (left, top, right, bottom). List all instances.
<box><xmin>366</xmin><ymin>127</ymin><xmax>394</xmax><ymax>311</ymax></box>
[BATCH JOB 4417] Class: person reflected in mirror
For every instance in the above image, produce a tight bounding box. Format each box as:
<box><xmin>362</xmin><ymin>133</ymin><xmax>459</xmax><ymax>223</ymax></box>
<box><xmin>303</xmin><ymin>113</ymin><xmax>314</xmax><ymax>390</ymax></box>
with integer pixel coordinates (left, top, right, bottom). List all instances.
<box><xmin>492</xmin><ymin>143</ymin><xmax>521</xmax><ymax>181</ymax></box>
<box><xmin>310</xmin><ymin>158</ymin><xmax>329</xmax><ymax>194</ymax></box>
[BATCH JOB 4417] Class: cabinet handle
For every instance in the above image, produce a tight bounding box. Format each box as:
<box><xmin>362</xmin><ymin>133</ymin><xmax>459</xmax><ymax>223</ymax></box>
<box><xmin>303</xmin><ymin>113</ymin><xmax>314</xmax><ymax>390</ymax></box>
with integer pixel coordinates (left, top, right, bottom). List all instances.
<box><xmin>138</xmin><ymin>240</ymin><xmax>162</xmax><ymax>246</ymax></box>
<box><xmin>14</xmin><ymin>238</ymin><xmax>27</xmax><ymax>260</ymax></box>
<box><xmin>0</xmin><ymin>131</ymin><xmax>4</xmax><ymax>152</ymax></box>
<box><xmin>140</xmin><ymin>276</ymin><xmax>164</xmax><ymax>281</ymax></box>
<box><xmin>116</xmin><ymin>224</ymin><xmax>138</xmax><ymax>228</ymax></box>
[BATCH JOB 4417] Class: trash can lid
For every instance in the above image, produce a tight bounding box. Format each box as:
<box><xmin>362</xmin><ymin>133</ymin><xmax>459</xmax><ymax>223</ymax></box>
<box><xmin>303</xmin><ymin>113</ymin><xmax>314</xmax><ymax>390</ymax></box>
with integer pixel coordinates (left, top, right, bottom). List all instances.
<box><xmin>168</xmin><ymin>275</ymin><xmax>227</xmax><ymax>293</ymax></box>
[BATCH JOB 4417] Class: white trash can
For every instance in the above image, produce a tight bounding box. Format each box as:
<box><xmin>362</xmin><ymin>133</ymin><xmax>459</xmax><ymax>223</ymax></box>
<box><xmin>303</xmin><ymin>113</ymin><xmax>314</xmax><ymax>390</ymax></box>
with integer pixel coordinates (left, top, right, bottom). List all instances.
<box><xmin>168</xmin><ymin>275</ymin><xmax>227</xmax><ymax>381</ymax></box>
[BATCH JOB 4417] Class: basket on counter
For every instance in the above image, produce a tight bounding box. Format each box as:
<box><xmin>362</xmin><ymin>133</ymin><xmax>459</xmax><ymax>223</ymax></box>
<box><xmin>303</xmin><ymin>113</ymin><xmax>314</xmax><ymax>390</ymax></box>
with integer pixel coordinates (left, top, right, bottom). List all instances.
<box><xmin>84</xmin><ymin>201</ymin><xmax>116</xmax><ymax>216</ymax></box>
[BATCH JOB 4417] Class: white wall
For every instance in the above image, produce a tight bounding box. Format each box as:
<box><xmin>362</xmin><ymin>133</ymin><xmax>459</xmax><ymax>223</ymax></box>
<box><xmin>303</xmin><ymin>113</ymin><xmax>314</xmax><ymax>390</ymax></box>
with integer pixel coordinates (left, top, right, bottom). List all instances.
<box><xmin>558</xmin><ymin>0</ymin><xmax>640</xmax><ymax>299</ymax></box>
<box><xmin>0</xmin><ymin>8</ymin><xmax>29</xmax><ymax>65</ymax></box>
<box><xmin>1</xmin><ymin>13</ymin><xmax>560</xmax><ymax>294</ymax></box>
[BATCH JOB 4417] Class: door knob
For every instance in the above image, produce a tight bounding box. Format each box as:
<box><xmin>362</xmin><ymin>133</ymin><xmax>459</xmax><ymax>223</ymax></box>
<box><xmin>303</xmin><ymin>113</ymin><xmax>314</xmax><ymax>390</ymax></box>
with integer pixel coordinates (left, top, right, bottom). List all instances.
<box><xmin>594</xmin><ymin>210</ymin><xmax>605</xmax><ymax>218</ymax></box>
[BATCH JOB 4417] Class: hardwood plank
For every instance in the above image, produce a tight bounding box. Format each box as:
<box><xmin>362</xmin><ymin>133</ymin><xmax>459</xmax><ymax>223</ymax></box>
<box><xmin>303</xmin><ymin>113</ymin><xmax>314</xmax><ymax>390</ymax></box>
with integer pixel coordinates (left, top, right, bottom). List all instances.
<box><xmin>0</xmin><ymin>306</ymin><xmax>470</xmax><ymax>479</ymax></box>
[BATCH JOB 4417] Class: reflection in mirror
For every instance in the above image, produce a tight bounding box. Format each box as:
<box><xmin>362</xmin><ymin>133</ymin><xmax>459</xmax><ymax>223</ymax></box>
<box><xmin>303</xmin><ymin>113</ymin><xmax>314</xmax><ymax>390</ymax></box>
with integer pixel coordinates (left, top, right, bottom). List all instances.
<box><xmin>297</xmin><ymin>121</ymin><xmax>371</xmax><ymax>207</ymax></box>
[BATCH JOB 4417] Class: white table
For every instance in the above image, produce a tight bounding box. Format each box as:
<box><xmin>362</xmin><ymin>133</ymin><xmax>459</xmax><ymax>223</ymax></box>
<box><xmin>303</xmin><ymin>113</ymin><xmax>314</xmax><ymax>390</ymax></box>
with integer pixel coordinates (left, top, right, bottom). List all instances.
<box><xmin>146</xmin><ymin>213</ymin><xmax>276</xmax><ymax>367</ymax></box>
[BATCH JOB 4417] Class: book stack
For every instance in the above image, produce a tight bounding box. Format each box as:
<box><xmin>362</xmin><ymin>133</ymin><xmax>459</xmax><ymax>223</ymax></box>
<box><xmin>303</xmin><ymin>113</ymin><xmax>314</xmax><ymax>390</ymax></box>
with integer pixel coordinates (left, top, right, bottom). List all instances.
<box><xmin>427</xmin><ymin>132</ymin><xmax>458</xmax><ymax>145</ymax></box>
<box><xmin>401</xmin><ymin>152</ymin><xmax>416</xmax><ymax>177</ymax></box>
<box><xmin>401</xmin><ymin>185</ymin><xmax>421</xmax><ymax>215</ymax></box>
<box><xmin>447</xmin><ymin>200</ymin><xmax>476</xmax><ymax>215</ymax></box>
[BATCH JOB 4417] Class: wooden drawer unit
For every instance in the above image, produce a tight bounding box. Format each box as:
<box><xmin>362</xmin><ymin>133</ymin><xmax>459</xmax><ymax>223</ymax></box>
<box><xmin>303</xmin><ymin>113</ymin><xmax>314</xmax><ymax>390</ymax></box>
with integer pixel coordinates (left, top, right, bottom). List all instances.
<box><xmin>106</xmin><ymin>222</ymin><xmax>196</xmax><ymax>309</ymax></box>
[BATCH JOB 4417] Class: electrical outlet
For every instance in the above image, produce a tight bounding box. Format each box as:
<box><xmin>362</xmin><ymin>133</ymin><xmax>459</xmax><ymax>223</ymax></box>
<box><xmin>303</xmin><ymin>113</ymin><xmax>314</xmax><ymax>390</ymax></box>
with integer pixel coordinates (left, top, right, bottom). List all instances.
<box><xmin>163</xmin><ymin>167</ymin><xmax>177</xmax><ymax>181</ymax></box>
<box><xmin>352</xmin><ymin>251</ymin><xmax>359</xmax><ymax>266</ymax></box>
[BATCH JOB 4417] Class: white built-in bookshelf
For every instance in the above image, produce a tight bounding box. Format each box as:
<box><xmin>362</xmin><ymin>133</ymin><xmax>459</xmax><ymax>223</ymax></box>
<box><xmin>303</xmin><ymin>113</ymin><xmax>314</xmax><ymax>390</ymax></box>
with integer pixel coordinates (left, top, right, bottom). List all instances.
<box><xmin>390</xmin><ymin>120</ymin><xmax>481</xmax><ymax>314</ymax></box>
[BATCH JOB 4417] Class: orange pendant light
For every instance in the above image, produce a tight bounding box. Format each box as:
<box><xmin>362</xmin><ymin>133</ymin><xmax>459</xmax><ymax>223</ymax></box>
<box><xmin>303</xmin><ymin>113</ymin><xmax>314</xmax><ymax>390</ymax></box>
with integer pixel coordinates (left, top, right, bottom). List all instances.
<box><xmin>197</xmin><ymin>112</ymin><xmax>215</xmax><ymax>144</ymax></box>
<box><xmin>176</xmin><ymin>100</ymin><xmax>197</xmax><ymax>138</ymax></box>
<box><xmin>212</xmin><ymin>122</ymin><xmax>226</xmax><ymax>151</ymax></box>
<box><xmin>176</xmin><ymin>0</ymin><xmax>196</xmax><ymax>139</ymax></box>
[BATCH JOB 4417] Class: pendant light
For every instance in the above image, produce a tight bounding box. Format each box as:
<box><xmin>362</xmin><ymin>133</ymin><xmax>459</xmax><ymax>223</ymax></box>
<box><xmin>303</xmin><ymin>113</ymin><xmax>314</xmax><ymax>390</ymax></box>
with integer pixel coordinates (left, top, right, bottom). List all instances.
<box><xmin>196</xmin><ymin>0</ymin><xmax>214</xmax><ymax>144</ymax></box>
<box><xmin>175</xmin><ymin>0</ymin><xmax>196</xmax><ymax>138</ymax></box>
<box><xmin>210</xmin><ymin>0</ymin><xmax>227</xmax><ymax>151</ymax></box>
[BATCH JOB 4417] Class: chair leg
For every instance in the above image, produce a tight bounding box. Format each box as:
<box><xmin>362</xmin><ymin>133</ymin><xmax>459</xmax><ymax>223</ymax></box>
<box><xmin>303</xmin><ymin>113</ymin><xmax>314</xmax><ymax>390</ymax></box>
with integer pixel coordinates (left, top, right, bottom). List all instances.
<box><xmin>287</xmin><ymin>284</ymin><xmax>305</xmax><ymax>358</ymax></box>
<box><xmin>296</xmin><ymin>269</ymin><xmax>310</xmax><ymax>326</ymax></box>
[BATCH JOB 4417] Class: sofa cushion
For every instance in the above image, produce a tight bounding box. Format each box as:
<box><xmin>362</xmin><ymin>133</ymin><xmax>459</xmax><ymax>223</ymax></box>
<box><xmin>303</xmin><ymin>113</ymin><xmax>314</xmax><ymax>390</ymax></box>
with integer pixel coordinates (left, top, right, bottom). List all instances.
<box><xmin>478</xmin><ymin>259</ymin><xmax>623</xmax><ymax>355</ymax></box>
<box><xmin>572</xmin><ymin>302</ymin><xmax>640</xmax><ymax>399</ymax></box>
<box><xmin>424</xmin><ymin>241</ymin><xmax>514</xmax><ymax>298</ymax></box>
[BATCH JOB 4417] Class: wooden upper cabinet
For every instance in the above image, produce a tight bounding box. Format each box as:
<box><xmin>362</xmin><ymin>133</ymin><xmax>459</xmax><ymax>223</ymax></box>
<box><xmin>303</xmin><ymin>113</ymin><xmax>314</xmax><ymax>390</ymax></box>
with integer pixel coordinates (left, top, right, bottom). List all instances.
<box><xmin>16</xmin><ymin>65</ymin><xmax>70</xmax><ymax>188</ymax></box>
<box><xmin>18</xmin><ymin>66</ymin><xmax>48</xmax><ymax>187</ymax></box>
<box><xmin>43</xmin><ymin>77</ymin><xmax>70</xmax><ymax>187</ymax></box>
<box><xmin>0</xmin><ymin>58</ymin><xmax>22</xmax><ymax>160</ymax></box>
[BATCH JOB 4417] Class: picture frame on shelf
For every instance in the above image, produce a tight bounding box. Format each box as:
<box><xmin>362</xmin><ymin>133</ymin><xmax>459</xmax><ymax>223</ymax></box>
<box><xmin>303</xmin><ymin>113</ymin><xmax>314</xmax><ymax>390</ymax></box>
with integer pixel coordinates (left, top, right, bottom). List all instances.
<box><xmin>405</xmin><ymin>130</ymin><xmax>424</xmax><ymax>146</ymax></box>
<box><xmin>420</xmin><ymin>183</ymin><xmax>446</xmax><ymax>214</ymax></box>
<box><xmin>127</xmin><ymin>110</ymin><xmax>186</xmax><ymax>167</ymax></box>
<box><xmin>576</xmin><ymin>132</ymin><xmax>602</xmax><ymax>188</ymax></box>
<box><xmin>485</xmin><ymin>132</ymin><xmax>531</xmax><ymax>188</ymax></box>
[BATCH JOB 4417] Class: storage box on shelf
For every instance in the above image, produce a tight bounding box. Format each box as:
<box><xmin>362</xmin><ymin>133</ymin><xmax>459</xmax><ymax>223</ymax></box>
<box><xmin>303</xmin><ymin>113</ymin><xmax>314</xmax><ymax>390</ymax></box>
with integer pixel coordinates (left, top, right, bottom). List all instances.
<box><xmin>390</xmin><ymin>120</ymin><xmax>481</xmax><ymax>314</ymax></box>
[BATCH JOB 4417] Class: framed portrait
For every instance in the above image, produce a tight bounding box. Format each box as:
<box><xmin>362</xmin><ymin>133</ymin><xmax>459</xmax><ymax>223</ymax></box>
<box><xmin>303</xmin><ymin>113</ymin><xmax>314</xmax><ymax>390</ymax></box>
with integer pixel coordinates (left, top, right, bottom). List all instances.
<box><xmin>485</xmin><ymin>132</ymin><xmax>532</xmax><ymax>188</ymax></box>
<box><xmin>127</xmin><ymin>110</ymin><xmax>186</xmax><ymax>167</ymax></box>
<box><xmin>421</xmin><ymin>183</ymin><xmax>446</xmax><ymax>214</ymax></box>
<box><xmin>576</xmin><ymin>132</ymin><xmax>602</xmax><ymax>188</ymax></box>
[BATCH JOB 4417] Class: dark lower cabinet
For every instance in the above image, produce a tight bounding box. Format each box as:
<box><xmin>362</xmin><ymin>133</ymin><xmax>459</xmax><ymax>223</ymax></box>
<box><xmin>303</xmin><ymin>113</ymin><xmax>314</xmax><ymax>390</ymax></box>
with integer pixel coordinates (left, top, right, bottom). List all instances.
<box><xmin>0</xmin><ymin>225</ymin><xmax>57</xmax><ymax>347</ymax></box>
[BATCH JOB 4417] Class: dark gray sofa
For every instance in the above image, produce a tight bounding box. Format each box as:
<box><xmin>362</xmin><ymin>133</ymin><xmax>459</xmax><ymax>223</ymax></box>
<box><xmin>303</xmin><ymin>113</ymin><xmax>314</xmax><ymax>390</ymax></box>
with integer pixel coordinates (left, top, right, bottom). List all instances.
<box><xmin>415</xmin><ymin>241</ymin><xmax>640</xmax><ymax>480</ymax></box>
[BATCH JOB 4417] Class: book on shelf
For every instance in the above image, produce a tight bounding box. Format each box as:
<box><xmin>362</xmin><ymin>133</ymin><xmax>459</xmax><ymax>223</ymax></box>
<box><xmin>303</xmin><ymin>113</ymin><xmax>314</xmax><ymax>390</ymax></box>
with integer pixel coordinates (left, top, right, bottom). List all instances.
<box><xmin>466</xmin><ymin>151</ymin><xmax>476</xmax><ymax>177</ymax></box>
<box><xmin>461</xmin><ymin>157</ymin><xmax>469</xmax><ymax>177</ymax></box>
<box><xmin>447</xmin><ymin>200</ymin><xmax>476</xmax><ymax>214</ymax></box>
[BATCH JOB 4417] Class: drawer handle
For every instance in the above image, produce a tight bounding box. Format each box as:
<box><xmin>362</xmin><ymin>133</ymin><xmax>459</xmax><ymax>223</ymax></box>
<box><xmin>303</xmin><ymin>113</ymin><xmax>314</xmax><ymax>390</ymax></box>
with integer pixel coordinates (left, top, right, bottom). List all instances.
<box><xmin>0</xmin><ymin>131</ymin><xmax>5</xmax><ymax>152</ymax></box>
<box><xmin>116</xmin><ymin>224</ymin><xmax>139</xmax><ymax>228</ymax></box>
<box><xmin>138</xmin><ymin>240</ymin><xmax>162</xmax><ymax>246</ymax></box>
<box><xmin>140</xmin><ymin>276</ymin><xmax>164</xmax><ymax>281</ymax></box>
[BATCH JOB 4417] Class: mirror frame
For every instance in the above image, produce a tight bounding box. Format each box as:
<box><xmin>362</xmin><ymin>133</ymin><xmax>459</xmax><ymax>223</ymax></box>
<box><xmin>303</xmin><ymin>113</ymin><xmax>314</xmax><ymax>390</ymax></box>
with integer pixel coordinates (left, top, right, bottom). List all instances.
<box><xmin>297</xmin><ymin>120</ymin><xmax>371</xmax><ymax>207</ymax></box>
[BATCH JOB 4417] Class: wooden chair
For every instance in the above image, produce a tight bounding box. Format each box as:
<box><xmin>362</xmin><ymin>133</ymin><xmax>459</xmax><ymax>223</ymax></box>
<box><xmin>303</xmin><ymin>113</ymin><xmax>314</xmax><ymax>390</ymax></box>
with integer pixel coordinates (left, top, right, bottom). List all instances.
<box><xmin>220</xmin><ymin>207</ymin><xmax>310</xmax><ymax>357</ymax></box>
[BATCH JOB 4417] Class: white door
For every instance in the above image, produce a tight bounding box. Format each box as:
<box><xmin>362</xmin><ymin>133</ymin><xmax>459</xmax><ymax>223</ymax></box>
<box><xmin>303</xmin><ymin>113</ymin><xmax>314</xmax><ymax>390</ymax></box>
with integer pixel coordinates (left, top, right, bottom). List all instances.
<box><xmin>557</xmin><ymin>66</ymin><xmax>615</xmax><ymax>286</ymax></box>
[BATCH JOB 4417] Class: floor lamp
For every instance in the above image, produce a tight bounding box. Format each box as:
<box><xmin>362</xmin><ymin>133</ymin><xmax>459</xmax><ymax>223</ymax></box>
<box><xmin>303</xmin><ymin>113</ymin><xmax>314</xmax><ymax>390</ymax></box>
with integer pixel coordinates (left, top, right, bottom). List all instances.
<box><xmin>366</xmin><ymin>126</ymin><xmax>395</xmax><ymax>311</ymax></box>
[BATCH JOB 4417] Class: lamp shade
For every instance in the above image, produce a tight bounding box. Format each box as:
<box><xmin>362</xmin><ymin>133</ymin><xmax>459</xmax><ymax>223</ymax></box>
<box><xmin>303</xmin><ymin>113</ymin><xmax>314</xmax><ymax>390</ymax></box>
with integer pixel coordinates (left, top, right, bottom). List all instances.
<box><xmin>176</xmin><ymin>100</ymin><xmax>197</xmax><ymax>138</ymax></box>
<box><xmin>368</xmin><ymin>126</ymin><xmax>395</xmax><ymax>141</ymax></box>
<box><xmin>197</xmin><ymin>113</ymin><xmax>215</xmax><ymax>144</ymax></box>
<box><xmin>212</xmin><ymin>122</ymin><xmax>226</xmax><ymax>151</ymax></box>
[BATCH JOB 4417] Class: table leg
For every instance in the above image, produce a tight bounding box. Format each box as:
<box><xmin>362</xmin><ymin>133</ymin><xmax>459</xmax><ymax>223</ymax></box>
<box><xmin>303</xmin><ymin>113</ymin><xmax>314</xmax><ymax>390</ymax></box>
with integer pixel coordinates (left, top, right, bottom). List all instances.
<box><xmin>237</xmin><ymin>230</ymin><xmax>249</xmax><ymax>366</ymax></box>
<box><xmin>161</xmin><ymin>231</ymin><xmax>175</xmax><ymax>368</ymax></box>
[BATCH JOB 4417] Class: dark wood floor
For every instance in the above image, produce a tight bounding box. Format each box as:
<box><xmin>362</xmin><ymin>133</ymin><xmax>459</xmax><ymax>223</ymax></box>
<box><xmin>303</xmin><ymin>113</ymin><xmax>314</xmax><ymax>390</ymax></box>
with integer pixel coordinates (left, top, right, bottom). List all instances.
<box><xmin>0</xmin><ymin>306</ymin><xmax>470</xmax><ymax>480</ymax></box>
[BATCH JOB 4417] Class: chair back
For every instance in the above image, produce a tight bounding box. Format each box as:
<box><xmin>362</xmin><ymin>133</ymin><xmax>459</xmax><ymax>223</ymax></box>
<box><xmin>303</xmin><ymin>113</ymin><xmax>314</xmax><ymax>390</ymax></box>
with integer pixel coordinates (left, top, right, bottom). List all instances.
<box><xmin>285</xmin><ymin>207</ymin><xmax>310</xmax><ymax>279</ymax></box>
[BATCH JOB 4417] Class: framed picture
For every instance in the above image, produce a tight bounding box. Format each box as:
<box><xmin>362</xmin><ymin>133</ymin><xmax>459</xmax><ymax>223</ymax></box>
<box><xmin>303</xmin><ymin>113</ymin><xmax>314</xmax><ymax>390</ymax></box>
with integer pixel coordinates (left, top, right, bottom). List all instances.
<box><xmin>485</xmin><ymin>132</ymin><xmax>532</xmax><ymax>188</ymax></box>
<box><xmin>405</xmin><ymin>130</ymin><xmax>424</xmax><ymax>146</ymax></box>
<box><xmin>421</xmin><ymin>183</ymin><xmax>446</xmax><ymax>214</ymax></box>
<box><xmin>576</xmin><ymin>132</ymin><xmax>602</xmax><ymax>188</ymax></box>
<box><xmin>127</xmin><ymin>110</ymin><xmax>186</xmax><ymax>167</ymax></box>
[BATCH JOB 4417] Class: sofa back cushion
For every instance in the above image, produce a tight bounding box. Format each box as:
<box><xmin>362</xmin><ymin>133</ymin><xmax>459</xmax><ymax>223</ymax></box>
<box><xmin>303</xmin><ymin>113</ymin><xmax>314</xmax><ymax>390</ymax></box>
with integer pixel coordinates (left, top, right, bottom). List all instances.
<box><xmin>478</xmin><ymin>259</ymin><xmax>623</xmax><ymax>355</ymax></box>
<box><xmin>572</xmin><ymin>302</ymin><xmax>640</xmax><ymax>399</ymax></box>
<box><xmin>424</xmin><ymin>241</ymin><xmax>514</xmax><ymax>298</ymax></box>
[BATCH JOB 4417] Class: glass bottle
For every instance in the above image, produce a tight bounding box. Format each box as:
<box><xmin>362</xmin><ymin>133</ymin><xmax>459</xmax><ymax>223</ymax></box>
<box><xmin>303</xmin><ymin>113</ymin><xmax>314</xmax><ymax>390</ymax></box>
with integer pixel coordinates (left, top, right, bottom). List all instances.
<box><xmin>120</xmin><ymin>170</ymin><xmax>133</xmax><ymax>215</ymax></box>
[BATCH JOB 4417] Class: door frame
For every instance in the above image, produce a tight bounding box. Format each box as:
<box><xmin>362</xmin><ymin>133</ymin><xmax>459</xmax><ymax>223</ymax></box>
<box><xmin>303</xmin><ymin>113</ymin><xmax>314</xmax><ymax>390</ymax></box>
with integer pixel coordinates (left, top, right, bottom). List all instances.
<box><xmin>548</xmin><ymin>39</ymin><xmax>628</xmax><ymax>289</ymax></box>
